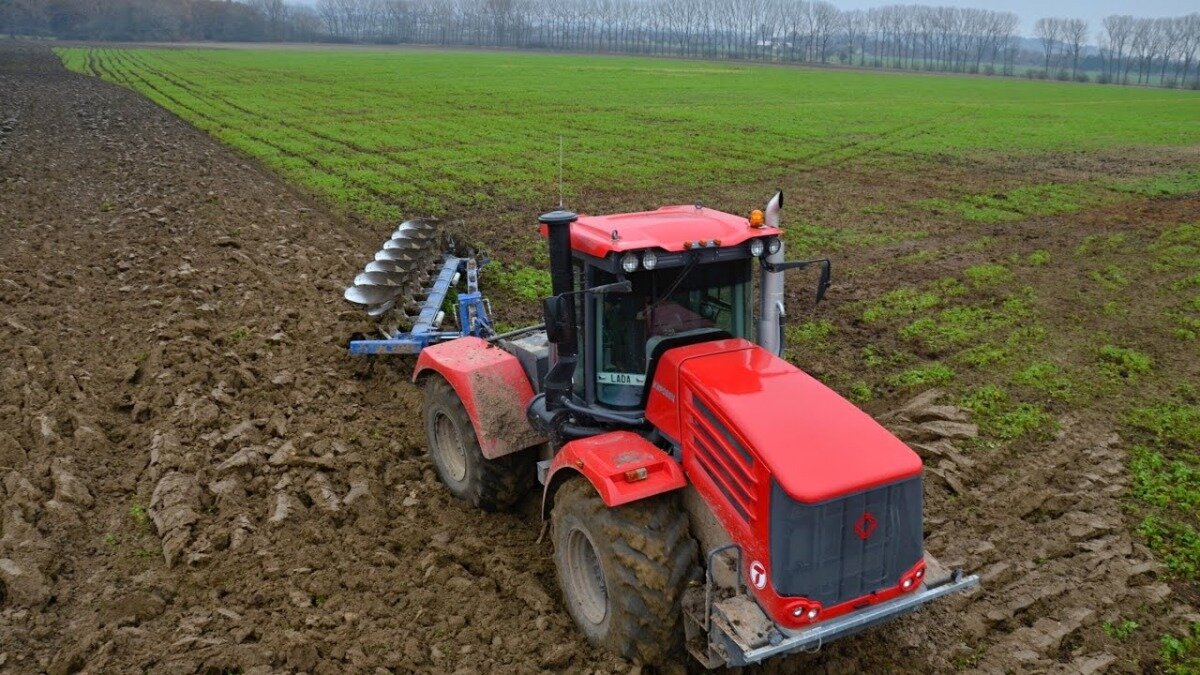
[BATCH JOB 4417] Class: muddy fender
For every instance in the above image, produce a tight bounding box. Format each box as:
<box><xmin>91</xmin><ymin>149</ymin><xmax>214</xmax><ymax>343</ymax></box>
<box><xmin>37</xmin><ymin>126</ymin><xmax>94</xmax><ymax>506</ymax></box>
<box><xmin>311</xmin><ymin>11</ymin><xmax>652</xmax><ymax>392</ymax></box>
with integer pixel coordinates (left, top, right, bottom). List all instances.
<box><xmin>413</xmin><ymin>337</ymin><xmax>544</xmax><ymax>459</ymax></box>
<box><xmin>541</xmin><ymin>431</ymin><xmax>687</xmax><ymax>519</ymax></box>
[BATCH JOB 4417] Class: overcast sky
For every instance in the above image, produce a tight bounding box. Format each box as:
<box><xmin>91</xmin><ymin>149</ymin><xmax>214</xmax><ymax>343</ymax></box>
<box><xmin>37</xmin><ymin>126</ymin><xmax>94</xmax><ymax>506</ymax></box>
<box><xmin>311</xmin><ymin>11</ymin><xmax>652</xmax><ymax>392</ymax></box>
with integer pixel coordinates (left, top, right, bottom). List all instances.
<box><xmin>833</xmin><ymin>0</ymin><xmax>1196</xmax><ymax>36</ymax></box>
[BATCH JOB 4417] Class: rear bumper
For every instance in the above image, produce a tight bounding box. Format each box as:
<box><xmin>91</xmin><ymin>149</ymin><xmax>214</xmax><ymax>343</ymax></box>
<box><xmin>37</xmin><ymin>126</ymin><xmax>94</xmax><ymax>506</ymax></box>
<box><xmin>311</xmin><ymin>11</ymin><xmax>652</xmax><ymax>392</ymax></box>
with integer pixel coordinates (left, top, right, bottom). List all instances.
<box><xmin>727</xmin><ymin>570</ymin><xmax>979</xmax><ymax>666</ymax></box>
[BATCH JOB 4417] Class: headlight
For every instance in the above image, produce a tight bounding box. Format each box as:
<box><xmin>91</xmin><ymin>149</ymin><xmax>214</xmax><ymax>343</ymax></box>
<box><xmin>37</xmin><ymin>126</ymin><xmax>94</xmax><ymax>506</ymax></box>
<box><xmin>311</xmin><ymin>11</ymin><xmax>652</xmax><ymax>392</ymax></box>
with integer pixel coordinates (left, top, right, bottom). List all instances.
<box><xmin>807</xmin><ymin>608</ymin><xmax>819</xmax><ymax>621</ymax></box>
<box><xmin>748</xmin><ymin>238</ymin><xmax>764</xmax><ymax>257</ymax></box>
<box><xmin>641</xmin><ymin>250</ymin><xmax>658</xmax><ymax>270</ymax></box>
<box><xmin>767</xmin><ymin>237</ymin><xmax>782</xmax><ymax>255</ymax></box>
<box><xmin>621</xmin><ymin>252</ymin><xmax>639</xmax><ymax>274</ymax></box>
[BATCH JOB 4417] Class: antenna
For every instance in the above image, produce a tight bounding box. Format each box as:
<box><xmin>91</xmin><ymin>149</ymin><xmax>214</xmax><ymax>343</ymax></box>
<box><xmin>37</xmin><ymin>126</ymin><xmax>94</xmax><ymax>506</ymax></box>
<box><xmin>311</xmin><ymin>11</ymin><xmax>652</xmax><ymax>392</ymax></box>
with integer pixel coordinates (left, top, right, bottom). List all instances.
<box><xmin>558</xmin><ymin>135</ymin><xmax>564</xmax><ymax>209</ymax></box>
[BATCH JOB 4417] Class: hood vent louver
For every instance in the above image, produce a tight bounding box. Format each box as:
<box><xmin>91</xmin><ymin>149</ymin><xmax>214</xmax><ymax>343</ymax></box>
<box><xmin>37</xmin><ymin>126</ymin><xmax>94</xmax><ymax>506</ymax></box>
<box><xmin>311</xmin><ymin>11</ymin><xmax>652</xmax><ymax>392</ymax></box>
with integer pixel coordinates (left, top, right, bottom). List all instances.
<box><xmin>685</xmin><ymin>394</ymin><xmax>757</xmax><ymax>523</ymax></box>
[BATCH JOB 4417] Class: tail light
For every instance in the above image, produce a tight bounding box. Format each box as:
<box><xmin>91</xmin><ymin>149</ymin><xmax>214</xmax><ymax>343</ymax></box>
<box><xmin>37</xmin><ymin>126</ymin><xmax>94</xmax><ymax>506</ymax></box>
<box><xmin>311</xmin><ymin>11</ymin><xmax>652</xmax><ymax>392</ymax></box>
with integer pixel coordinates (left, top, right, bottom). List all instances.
<box><xmin>900</xmin><ymin>561</ymin><xmax>926</xmax><ymax>592</ymax></box>
<box><xmin>787</xmin><ymin>599</ymin><xmax>823</xmax><ymax>623</ymax></box>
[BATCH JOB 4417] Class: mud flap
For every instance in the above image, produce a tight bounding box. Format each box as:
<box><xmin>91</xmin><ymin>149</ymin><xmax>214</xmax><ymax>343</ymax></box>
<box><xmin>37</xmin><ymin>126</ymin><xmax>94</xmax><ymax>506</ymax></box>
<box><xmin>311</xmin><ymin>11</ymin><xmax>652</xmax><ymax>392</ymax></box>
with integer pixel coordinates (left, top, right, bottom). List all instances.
<box><xmin>684</xmin><ymin>548</ymin><xmax>980</xmax><ymax>668</ymax></box>
<box><xmin>412</xmin><ymin>337</ymin><xmax>545</xmax><ymax>459</ymax></box>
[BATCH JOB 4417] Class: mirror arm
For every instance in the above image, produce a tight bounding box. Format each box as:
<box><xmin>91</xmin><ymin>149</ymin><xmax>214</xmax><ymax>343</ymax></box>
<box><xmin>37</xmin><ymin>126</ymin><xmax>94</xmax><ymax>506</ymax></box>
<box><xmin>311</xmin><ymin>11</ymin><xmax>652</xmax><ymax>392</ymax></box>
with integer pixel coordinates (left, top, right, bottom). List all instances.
<box><xmin>762</xmin><ymin>258</ymin><xmax>828</xmax><ymax>273</ymax></box>
<box><xmin>559</xmin><ymin>278</ymin><xmax>632</xmax><ymax>297</ymax></box>
<box><xmin>762</xmin><ymin>258</ymin><xmax>833</xmax><ymax>305</ymax></box>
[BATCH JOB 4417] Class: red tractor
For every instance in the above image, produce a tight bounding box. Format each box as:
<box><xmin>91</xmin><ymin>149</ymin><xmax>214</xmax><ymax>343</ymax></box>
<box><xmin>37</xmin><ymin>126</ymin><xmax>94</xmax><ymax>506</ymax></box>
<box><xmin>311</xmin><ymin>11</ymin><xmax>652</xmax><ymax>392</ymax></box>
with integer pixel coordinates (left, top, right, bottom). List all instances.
<box><xmin>344</xmin><ymin>193</ymin><xmax>977</xmax><ymax>667</ymax></box>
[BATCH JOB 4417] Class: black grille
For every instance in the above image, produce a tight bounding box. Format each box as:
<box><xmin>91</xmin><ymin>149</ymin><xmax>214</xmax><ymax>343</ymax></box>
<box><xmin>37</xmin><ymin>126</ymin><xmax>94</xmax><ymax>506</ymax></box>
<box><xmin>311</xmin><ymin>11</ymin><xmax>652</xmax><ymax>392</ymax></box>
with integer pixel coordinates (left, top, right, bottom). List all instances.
<box><xmin>769</xmin><ymin>477</ymin><xmax>923</xmax><ymax>606</ymax></box>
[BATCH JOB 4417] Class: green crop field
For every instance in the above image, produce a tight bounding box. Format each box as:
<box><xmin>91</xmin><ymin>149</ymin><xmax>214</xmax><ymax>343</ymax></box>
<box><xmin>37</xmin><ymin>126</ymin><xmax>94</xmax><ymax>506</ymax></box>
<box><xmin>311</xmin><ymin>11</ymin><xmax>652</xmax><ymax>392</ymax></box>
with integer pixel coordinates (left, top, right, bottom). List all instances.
<box><xmin>57</xmin><ymin>45</ymin><xmax>1200</xmax><ymax>668</ymax></box>
<box><xmin>57</xmin><ymin>47</ymin><xmax>1199</xmax><ymax>224</ymax></box>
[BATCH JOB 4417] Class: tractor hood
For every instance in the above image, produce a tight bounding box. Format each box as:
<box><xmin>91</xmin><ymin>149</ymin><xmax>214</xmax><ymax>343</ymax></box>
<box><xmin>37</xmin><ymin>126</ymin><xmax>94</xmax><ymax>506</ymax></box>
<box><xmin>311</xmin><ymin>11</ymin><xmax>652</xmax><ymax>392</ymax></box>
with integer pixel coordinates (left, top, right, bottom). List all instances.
<box><xmin>645</xmin><ymin>339</ymin><xmax>922</xmax><ymax>503</ymax></box>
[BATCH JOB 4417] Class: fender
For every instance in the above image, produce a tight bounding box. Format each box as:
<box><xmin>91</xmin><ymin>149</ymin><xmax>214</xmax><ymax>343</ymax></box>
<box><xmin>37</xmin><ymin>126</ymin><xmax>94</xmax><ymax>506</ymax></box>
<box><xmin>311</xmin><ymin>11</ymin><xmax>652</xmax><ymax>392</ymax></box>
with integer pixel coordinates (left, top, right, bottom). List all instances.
<box><xmin>541</xmin><ymin>431</ymin><xmax>687</xmax><ymax>518</ymax></box>
<box><xmin>413</xmin><ymin>336</ymin><xmax>545</xmax><ymax>459</ymax></box>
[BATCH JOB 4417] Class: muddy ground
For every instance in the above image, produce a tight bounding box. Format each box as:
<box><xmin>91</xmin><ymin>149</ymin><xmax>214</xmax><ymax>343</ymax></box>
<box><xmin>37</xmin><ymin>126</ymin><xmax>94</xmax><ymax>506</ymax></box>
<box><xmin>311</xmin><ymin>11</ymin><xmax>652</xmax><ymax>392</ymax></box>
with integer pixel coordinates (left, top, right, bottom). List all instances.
<box><xmin>0</xmin><ymin>42</ymin><xmax>1196</xmax><ymax>674</ymax></box>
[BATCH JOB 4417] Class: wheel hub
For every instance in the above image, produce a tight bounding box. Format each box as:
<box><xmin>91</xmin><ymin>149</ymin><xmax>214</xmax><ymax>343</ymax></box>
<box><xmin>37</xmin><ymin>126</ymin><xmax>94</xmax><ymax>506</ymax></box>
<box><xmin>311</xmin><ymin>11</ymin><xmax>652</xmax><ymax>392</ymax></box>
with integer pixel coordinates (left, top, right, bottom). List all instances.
<box><xmin>433</xmin><ymin>412</ymin><xmax>468</xmax><ymax>483</ymax></box>
<box><xmin>566</xmin><ymin>527</ymin><xmax>608</xmax><ymax>625</ymax></box>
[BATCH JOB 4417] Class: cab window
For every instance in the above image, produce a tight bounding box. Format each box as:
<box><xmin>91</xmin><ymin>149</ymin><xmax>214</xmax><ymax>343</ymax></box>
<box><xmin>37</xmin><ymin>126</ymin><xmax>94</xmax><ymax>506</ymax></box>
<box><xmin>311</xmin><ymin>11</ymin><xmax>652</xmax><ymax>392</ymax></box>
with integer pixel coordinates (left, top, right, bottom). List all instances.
<box><xmin>593</xmin><ymin>260</ymin><xmax>750</xmax><ymax>408</ymax></box>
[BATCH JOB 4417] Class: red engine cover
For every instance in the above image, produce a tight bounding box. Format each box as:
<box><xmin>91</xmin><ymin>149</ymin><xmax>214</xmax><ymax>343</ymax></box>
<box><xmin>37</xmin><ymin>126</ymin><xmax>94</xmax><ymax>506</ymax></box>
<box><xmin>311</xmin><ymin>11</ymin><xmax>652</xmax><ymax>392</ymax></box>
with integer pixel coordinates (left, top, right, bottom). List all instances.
<box><xmin>645</xmin><ymin>339</ymin><xmax>925</xmax><ymax>628</ymax></box>
<box><xmin>647</xmin><ymin>339</ymin><xmax>922</xmax><ymax>502</ymax></box>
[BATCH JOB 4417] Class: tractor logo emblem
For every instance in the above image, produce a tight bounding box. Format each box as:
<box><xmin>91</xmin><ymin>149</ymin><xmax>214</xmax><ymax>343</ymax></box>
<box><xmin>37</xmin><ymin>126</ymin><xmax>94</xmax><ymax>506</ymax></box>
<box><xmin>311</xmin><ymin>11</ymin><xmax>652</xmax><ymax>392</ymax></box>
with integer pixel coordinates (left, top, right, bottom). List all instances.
<box><xmin>854</xmin><ymin>511</ymin><xmax>878</xmax><ymax>540</ymax></box>
<box><xmin>749</xmin><ymin>561</ymin><xmax>767</xmax><ymax>590</ymax></box>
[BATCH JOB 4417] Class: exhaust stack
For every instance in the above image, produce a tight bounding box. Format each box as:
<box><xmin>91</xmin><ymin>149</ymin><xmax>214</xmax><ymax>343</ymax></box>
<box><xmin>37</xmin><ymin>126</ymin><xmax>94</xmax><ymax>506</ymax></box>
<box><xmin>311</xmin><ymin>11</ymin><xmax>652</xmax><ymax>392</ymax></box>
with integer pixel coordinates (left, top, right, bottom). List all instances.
<box><xmin>538</xmin><ymin>209</ymin><xmax>579</xmax><ymax>410</ymax></box>
<box><xmin>758</xmin><ymin>190</ymin><xmax>785</xmax><ymax>356</ymax></box>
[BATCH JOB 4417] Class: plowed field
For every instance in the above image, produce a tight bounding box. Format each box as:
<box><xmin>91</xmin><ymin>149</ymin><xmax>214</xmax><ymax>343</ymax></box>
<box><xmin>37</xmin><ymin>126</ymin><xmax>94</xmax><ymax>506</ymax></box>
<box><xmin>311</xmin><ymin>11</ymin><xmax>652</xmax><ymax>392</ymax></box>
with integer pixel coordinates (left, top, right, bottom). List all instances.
<box><xmin>2</xmin><ymin>42</ymin><xmax>1198</xmax><ymax>673</ymax></box>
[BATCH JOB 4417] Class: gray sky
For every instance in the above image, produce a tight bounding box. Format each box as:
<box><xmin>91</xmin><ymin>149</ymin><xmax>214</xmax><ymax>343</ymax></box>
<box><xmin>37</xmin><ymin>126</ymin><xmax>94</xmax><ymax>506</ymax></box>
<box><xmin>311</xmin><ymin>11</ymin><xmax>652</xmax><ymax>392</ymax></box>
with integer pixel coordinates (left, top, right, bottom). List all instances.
<box><xmin>833</xmin><ymin>0</ymin><xmax>1196</xmax><ymax>36</ymax></box>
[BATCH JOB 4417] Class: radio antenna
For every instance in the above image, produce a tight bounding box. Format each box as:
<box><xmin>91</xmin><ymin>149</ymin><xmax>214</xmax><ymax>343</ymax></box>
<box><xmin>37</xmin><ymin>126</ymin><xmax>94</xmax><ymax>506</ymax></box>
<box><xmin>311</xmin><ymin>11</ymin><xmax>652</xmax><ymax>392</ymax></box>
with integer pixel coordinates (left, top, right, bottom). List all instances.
<box><xmin>558</xmin><ymin>135</ymin><xmax>564</xmax><ymax>209</ymax></box>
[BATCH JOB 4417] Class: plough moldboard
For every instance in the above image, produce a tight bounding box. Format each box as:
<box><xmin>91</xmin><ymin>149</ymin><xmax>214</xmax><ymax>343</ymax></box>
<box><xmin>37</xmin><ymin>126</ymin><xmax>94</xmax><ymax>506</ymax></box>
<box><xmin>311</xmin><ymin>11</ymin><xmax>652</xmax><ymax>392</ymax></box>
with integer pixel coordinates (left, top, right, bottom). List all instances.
<box><xmin>343</xmin><ymin>219</ymin><xmax>493</xmax><ymax>354</ymax></box>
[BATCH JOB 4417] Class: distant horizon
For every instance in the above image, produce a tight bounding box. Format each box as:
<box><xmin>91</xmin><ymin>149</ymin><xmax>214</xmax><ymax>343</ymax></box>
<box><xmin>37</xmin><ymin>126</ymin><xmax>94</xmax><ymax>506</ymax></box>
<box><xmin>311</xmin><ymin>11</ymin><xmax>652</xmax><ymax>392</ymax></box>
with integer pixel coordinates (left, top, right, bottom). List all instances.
<box><xmin>829</xmin><ymin>0</ymin><xmax>1195</xmax><ymax>36</ymax></box>
<box><xmin>286</xmin><ymin>0</ymin><xmax>1196</xmax><ymax>42</ymax></box>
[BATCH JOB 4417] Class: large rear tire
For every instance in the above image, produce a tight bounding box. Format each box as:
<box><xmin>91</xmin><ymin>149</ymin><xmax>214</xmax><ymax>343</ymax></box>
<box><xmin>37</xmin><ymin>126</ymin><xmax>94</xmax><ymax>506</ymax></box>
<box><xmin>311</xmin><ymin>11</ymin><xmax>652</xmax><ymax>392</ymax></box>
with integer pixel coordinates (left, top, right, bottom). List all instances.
<box><xmin>551</xmin><ymin>478</ymin><xmax>698</xmax><ymax>665</ymax></box>
<box><xmin>422</xmin><ymin>376</ymin><xmax>533</xmax><ymax>511</ymax></box>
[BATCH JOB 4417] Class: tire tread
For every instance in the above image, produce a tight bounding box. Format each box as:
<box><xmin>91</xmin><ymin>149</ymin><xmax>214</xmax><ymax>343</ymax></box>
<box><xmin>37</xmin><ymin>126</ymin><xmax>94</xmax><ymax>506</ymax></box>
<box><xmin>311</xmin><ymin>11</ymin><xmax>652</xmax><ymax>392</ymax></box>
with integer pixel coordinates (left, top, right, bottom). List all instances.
<box><xmin>552</xmin><ymin>479</ymin><xmax>697</xmax><ymax>665</ymax></box>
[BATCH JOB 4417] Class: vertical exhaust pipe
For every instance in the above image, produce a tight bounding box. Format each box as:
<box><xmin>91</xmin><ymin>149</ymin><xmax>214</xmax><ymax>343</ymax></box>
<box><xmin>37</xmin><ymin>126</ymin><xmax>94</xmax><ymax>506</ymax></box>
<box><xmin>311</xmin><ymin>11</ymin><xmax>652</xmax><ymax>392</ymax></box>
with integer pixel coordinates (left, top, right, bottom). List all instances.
<box><xmin>539</xmin><ymin>209</ymin><xmax>578</xmax><ymax>410</ymax></box>
<box><xmin>758</xmin><ymin>191</ymin><xmax>785</xmax><ymax>356</ymax></box>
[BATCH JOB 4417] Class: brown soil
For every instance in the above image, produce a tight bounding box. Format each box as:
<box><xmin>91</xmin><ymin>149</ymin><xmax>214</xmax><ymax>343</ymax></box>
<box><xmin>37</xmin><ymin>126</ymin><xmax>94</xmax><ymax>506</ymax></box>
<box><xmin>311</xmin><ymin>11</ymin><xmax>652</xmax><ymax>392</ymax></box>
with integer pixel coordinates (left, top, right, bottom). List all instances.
<box><xmin>0</xmin><ymin>42</ymin><xmax>620</xmax><ymax>674</ymax></box>
<box><xmin>0</xmin><ymin>41</ymin><xmax>1195</xmax><ymax>674</ymax></box>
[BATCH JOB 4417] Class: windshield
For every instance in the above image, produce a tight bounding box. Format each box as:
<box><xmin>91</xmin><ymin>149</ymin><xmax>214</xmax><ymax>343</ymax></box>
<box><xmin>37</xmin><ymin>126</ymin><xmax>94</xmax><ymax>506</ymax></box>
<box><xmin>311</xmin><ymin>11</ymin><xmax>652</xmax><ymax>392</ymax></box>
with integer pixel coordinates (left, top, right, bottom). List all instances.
<box><xmin>594</xmin><ymin>260</ymin><xmax>751</xmax><ymax>408</ymax></box>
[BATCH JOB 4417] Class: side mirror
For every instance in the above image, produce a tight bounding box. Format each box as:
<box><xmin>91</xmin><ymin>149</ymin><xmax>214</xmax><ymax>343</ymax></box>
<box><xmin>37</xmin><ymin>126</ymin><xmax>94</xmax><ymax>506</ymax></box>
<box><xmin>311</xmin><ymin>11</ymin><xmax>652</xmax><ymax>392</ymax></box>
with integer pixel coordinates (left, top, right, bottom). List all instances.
<box><xmin>543</xmin><ymin>294</ymin><xmax>576</xmax><ymax>345</ymax></box>
<box><xmin>815</xmin><ymin>260</ymin><xmax>832</xmax><ymax>305</ymax></box>
<box><xmin>543</xmin><ymin>279</ymin><xmax>624</xmax><ymax>345</ymax></box>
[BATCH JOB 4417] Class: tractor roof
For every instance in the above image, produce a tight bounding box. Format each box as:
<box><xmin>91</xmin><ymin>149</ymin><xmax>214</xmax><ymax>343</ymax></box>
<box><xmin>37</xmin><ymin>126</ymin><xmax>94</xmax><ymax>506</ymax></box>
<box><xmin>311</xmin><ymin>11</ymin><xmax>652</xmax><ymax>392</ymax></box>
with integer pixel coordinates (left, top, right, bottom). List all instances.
<box><xmin>542</xmin><ymin>206</ymin><xmax>783</xmax><ymax>259</ymax></box>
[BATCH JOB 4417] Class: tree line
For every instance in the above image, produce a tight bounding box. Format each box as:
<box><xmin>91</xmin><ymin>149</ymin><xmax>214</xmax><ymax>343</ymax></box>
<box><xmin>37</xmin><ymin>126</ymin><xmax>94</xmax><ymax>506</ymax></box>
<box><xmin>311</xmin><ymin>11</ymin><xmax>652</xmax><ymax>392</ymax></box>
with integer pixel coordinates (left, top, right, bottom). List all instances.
<box><xmin>4</xmin><ymin>0</ymin><xmax>1199</xmax><ymax>87</ymax></box>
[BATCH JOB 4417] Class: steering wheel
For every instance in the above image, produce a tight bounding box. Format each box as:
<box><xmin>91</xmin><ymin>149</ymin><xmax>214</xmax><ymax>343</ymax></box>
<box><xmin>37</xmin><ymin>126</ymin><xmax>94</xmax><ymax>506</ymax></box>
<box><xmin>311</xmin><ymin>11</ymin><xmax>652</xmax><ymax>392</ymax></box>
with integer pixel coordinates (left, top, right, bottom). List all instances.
<box><xmin>699</xmin><ymin>295</ymin><xmax>732</xmax><ymax>323</ymax></box>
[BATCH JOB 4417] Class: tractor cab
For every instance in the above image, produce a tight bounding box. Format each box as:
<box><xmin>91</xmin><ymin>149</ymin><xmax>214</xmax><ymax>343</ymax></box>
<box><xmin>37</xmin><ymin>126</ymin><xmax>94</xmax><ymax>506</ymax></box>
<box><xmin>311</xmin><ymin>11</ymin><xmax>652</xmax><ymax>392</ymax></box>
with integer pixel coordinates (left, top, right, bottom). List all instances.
<box><xmin>536</xmin><ymin>204</ymin><xmax>785</xmax><ymax>412</ymax></box>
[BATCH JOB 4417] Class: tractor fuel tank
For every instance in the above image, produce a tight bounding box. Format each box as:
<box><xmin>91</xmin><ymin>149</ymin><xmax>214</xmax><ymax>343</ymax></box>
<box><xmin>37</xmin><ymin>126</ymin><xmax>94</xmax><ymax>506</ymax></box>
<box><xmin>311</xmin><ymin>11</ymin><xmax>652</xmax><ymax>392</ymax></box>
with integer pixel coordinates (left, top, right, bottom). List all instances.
<box><xmin>645</xmin><ymin>338</ymin><xmax>926</xmax><ymax>630</ymax></box>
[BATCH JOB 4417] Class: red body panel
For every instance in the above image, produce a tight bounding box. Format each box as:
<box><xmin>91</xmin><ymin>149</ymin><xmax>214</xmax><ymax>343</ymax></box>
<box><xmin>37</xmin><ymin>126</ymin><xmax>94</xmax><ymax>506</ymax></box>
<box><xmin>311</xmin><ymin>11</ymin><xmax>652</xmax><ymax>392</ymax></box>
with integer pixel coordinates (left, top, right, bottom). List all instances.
<box><xmin>538</xmin><ymin>205</ymin><xmax>783</xmax><ymax>259</ymax></box>
<box><xmin>647</xmin><ymin>338</ymin><xmax>925</xmax><ymax>629</ymax></box>
<box><xmin>645</xmin><ymin>339</ymin><xmax>755</xmax><ymax>444</ymax></box>
<box><xmin>542</xmin><ymin>431</ymin><xmax>687</xmax><ymax>516</ymax></box>
<box><xmin>412</xmin><ymin>337</ymin><xmax>545</xmax><ymax>459</ymax></box>
<box><xmin>680</xmin><ymin>342</ymin><xmax>923</xmax><ymax>502</ymax></box>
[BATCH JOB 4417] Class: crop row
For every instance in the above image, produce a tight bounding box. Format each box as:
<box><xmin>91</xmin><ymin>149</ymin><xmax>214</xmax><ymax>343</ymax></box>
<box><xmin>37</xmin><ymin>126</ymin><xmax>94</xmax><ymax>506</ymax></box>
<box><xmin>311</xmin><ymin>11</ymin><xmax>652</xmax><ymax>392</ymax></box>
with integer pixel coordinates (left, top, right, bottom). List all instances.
<box><xmin>59</xmin><ymin>46</ymin><xmax>1200</xmax><ymax>223</ymax></box>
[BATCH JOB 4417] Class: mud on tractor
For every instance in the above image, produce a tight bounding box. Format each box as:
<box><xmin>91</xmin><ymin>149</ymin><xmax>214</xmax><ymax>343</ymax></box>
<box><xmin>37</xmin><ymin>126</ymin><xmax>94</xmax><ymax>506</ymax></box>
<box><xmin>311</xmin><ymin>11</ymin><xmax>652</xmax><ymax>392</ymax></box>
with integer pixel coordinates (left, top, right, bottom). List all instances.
<box><xmin>343</xmin><ymin>193</ymin><xmax>978</xmax><ymax>667</ymax></box>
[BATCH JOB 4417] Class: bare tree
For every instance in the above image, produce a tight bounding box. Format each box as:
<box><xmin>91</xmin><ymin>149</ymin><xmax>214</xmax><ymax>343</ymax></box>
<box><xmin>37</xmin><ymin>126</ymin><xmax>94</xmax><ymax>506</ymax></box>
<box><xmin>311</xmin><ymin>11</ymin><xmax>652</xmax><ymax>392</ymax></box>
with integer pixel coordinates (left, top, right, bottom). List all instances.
<box><xmin>1034</xmin><ymin>17</ymin><xmax>1061</xmax><ymax>73</ymax></box>
<box><xmin>1159</xmin><ymin>16</ymin><xmax>1183</xmax><ymax>83</ymax></box>
<box><xmin>840</xmin><ymin>8</ymin><xmax>864</xmax><ymax>65</ymax></box>
<box><xmin>250</xmin><ymin>0</ymin><xmax>286</xmax><ymax>40</ymax></box>
<box><xmin>1180</xmin><ymin>13</ymin><xmax>1200</xmax><ymax>85</ymax></box>
<box><xmin>1103</xmin><ymin>15</ymin><xmax>1134</xmax><ymax>82</ymax></box>
<box><xmin>1131</xmin><ymin>17</ymin><xmax>1157</xmax><ymax>83</ymax></box>
<box><xmin>1063</xmin><ymin>18</ymin><xmax>1087</xmax><ymax>79</ymax></box>
<box><xmin>19</xmin><ymin>0</ymin><xmax>1200</xmax><ymax>89</ymax></box>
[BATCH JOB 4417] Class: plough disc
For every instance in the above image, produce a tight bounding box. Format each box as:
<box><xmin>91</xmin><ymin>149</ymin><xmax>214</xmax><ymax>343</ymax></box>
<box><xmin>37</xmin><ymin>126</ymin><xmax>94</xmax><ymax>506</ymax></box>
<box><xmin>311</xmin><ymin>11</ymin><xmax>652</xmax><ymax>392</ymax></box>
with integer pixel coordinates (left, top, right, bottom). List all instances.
<box><xmin>343</xmin><ymin>218</ymin><xmax>455</xmax><ymax>331</ymax></box>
